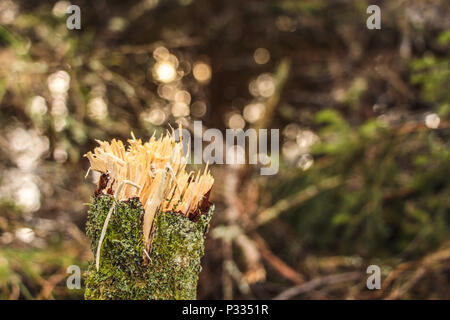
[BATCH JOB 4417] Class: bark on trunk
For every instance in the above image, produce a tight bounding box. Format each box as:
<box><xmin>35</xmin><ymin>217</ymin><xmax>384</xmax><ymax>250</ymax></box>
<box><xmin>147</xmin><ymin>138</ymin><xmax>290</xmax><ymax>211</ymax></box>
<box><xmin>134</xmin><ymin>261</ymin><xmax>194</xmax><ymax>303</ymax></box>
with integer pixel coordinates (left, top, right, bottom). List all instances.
<box><xmin>84</xmin><ymin>195</ymin><xmax>213</xmax><ymax>300</ymax></box>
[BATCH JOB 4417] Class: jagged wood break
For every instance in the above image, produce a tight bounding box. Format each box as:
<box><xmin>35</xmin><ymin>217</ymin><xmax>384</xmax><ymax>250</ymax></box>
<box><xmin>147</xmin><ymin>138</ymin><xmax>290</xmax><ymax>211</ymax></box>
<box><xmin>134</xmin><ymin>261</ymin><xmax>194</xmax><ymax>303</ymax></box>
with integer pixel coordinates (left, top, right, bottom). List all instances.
<box><xmin>84</xmin><ymin>129</ymin><xmax>214</xmax><ymax>300</ymax></box>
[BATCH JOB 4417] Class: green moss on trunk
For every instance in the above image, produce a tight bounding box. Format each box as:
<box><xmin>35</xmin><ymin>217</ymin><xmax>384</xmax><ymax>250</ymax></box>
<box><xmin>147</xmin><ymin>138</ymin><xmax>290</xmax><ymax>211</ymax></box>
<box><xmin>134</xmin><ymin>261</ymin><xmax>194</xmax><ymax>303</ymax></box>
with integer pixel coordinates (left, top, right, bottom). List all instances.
<box><xmin>84</xmin><ymin>195</ymin><xmax>213</xmax><ymax>300</ymax></box>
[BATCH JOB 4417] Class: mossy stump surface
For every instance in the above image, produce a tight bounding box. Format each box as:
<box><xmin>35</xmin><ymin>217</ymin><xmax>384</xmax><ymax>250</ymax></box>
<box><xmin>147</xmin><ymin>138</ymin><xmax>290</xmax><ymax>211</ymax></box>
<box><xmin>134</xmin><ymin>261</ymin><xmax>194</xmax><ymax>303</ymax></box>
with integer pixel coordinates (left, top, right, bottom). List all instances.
<box><xmin>85</xmin><ymin>195</ymin><xmax>213</xmax><ymax>300</ymax></box>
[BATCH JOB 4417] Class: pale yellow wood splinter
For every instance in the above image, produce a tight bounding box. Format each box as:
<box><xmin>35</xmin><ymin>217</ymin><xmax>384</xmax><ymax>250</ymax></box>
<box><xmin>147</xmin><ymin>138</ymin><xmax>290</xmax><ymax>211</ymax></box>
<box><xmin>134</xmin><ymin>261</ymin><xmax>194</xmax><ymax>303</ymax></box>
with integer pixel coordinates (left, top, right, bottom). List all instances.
<box><xmin>84</xmin><ymin>126</ymin><xmax>214</xmax><ymax>248</ymax></box>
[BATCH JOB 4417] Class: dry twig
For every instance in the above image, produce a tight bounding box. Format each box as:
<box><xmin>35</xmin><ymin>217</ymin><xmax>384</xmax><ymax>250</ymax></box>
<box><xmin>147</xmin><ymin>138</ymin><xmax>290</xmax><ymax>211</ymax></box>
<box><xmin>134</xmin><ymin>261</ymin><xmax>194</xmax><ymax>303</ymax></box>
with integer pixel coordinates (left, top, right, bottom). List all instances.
<box><xmin>273</xmin><ymin>272</ymin><xmax>361</xmax><ymax>300</ymax></box>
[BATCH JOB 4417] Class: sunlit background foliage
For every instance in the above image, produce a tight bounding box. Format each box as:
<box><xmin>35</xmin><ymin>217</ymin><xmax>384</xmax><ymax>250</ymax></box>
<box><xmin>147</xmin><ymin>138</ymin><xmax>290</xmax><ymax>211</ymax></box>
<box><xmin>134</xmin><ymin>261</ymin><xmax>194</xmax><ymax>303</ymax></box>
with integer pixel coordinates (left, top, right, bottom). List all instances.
<box><xmin>0</xmin><ymin>0</ymin><xmax>449</xmax><ymax>299</ymax></box>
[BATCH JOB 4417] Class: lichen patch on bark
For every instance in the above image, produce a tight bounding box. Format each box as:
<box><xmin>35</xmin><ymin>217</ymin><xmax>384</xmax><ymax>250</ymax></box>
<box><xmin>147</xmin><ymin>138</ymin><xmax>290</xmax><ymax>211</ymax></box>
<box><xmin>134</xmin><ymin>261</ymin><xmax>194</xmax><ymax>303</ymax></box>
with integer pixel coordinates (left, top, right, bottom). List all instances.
<box><xmin>85</xmin><ymin>195</ymin><xmax>213</xmax><ymax>300</ymax></box>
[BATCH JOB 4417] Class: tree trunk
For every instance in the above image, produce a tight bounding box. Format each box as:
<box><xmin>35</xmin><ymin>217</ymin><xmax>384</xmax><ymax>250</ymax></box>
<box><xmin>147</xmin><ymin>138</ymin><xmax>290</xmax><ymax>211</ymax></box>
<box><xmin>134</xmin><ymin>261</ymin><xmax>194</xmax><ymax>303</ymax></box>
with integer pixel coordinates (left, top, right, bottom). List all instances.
<box><xmin>84</xmin><ymin>195</ymin><xmax>213</xmax><ymax>300</ymax></box>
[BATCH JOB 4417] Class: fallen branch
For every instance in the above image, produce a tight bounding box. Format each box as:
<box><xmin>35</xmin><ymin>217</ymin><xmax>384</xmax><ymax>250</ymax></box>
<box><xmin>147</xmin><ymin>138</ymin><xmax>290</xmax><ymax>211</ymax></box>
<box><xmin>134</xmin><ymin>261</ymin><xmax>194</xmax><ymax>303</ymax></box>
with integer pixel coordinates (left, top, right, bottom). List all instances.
<box><xmin>257</xmin><ymin>176</ymin><xmax>341</xmax><ymax>226</ymax></box>
<box><xmin>273</xmin><ymin>272</ymin><xmax>361</xmax><ymax>300</ymax></box>
<box><xmin>252</xmin><ymin>233</ymin><xmax>304</xmax><ymax>286</ymax></box>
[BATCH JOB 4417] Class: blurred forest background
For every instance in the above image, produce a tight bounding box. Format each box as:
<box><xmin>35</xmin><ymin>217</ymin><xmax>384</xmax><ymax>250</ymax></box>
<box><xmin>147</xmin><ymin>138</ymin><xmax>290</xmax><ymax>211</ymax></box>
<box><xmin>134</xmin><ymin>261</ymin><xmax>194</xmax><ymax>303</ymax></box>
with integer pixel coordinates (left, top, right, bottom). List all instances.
<box><xmin>0</xmin><ymin>0</ymin><xmax>449</xmax><ymax>299</ymax></box>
